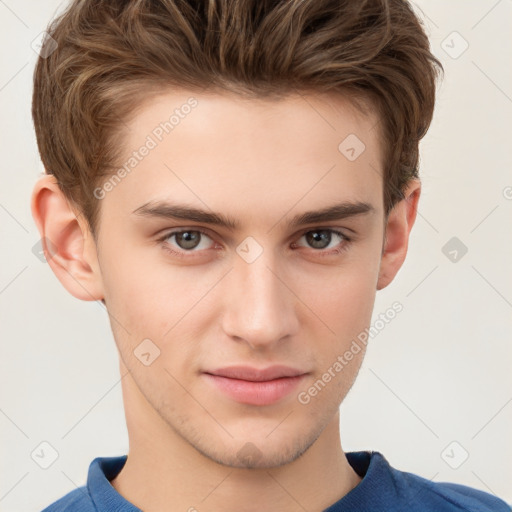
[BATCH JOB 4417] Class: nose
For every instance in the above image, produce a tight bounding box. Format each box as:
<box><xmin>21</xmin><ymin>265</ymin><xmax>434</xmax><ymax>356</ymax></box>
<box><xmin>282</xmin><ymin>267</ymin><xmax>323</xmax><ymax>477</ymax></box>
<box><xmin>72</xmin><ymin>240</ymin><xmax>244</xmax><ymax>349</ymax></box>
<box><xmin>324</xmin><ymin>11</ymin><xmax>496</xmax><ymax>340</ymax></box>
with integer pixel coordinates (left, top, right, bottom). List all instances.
<box><xmin>221</xmin><ymin>247</ymin><xmax>299</xmax><ymax>351</ymax></box>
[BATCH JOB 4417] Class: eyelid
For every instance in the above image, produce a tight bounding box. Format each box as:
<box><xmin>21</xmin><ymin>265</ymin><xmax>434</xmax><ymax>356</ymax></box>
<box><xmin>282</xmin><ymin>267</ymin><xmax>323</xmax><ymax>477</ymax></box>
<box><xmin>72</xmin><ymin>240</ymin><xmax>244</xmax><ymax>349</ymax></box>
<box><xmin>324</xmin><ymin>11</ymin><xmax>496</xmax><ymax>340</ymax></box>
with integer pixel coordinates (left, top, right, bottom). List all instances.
<box><xmin>157</xmin><ymin>226</ymin><xmax>353</xmax><ymax>256</ymax></box>
<box><xmin>157</xmin><ymin>225</ymin><xmax>352</xmax><ymax>242</ymax></box>
<box><xmin>157</xmin><ymin>227</ymin><xmax>217</xmax><ymax>248</ymax></box>
<box><xmin>290</xmin><ymin>228</ymin><xmax>351</xmax><ymax>255</ymax></box>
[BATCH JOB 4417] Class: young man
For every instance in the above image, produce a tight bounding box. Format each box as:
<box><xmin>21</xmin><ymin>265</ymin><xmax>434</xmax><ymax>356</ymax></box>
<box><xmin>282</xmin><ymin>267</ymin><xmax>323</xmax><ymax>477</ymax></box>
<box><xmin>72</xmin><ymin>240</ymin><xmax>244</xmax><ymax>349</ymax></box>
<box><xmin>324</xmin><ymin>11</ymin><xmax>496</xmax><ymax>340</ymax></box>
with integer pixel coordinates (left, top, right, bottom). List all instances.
<box><xmin>30</xmin><ymin>0</ymin><xmax>510</xmax><ymax>511</ymax></box>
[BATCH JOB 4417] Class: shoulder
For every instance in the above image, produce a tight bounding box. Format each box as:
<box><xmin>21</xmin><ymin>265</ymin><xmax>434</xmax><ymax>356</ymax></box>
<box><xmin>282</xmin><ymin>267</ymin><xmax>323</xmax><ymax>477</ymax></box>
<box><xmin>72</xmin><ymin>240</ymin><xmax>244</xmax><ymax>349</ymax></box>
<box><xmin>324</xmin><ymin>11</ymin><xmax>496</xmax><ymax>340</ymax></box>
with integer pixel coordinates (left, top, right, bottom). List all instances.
<box><xmin>387</xmin><ymin>457</ymin><xmax>511</xmax><ymax>511</ymax></box>
<box><xmin>345</xmin><ymin>451</ymin><xmax>510</xmax><ymax>512</ymax></box>
<box><xmin>416</xmin><ymin>479</ymin><xmax>511</xmax><ymax>512</ymax></box>
<box><xmin>39</xmin><ymin>455</ymin><xmax>131</xmax><ymax>512</ymax></box>
<box><xmin>40</xmin><ymin>486</ymin><xmax>94</xmax><ymax>512</ymax></box>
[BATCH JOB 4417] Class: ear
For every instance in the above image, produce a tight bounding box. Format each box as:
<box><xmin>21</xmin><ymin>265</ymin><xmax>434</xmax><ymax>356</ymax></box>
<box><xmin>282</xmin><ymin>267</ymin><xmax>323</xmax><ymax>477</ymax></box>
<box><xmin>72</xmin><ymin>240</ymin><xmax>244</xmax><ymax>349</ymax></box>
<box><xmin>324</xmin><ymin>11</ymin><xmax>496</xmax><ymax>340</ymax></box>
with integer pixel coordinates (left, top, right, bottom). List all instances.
<box><xmin>377</xmin><ymin>179</ymin><xmax>421</xmax><ymax>290</ymax></box>
<box><xmin>31</xmin><ymin>174</ymin><xmax>104</xmax><ymax>301</ymax></box>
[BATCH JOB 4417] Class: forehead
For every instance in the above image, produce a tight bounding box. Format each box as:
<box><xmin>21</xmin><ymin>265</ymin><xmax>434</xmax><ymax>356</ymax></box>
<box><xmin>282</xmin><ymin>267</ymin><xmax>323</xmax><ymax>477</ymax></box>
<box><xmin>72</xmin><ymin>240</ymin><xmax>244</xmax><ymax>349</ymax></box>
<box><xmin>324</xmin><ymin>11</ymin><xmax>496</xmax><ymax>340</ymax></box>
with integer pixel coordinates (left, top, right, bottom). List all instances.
<box><xmin>101</xmin><ymin>89</ymin><xmax>384</xmax><ymax>228</ymax></box>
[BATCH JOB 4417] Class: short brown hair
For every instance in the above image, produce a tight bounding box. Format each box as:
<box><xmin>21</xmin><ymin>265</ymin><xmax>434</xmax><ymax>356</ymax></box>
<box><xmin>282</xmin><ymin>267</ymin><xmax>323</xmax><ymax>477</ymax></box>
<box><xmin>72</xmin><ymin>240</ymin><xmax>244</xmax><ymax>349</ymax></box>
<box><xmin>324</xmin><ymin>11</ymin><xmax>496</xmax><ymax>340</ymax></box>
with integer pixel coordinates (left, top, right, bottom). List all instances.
<box><xmin>32</xmin><ymin>0</ymin><xmax>443</xmax><ymax>237</ymax></box>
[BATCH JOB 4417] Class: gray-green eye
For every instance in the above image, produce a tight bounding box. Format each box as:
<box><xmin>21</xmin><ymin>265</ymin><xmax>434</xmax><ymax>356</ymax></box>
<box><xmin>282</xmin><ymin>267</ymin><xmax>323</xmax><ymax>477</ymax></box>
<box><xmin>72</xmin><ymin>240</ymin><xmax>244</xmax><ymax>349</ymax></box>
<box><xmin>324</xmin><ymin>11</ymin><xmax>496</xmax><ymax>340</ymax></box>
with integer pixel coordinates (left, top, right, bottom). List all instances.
<box><xmin>296</xmin><ymin>229</ymin><xmax>348</xmax><ymax>251</ymax></box>
<box><xmin>163</xmin><ymin>230</ymin><xmax>214</xmax><ymax>251</ymax></box>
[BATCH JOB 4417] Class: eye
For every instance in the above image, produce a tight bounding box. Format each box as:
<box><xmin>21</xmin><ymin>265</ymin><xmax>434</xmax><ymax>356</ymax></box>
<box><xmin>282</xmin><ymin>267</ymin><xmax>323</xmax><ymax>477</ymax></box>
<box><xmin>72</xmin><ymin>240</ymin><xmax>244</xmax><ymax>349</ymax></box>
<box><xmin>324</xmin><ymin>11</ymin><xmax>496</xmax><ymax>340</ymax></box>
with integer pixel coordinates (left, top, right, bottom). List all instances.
<box><xmin>158</xmin><ymin>229</ymin><xmax>215</xmax><ymax>255</ymax></box>
<box><xmin>157</xmin><ymin>227</ymin><xmax>352</xmax><ymax>259</ymax></box>
<box><xmin>292</xmin><ymin>228</ymin><xmax>351</xmax><ymax>254</ymax></box>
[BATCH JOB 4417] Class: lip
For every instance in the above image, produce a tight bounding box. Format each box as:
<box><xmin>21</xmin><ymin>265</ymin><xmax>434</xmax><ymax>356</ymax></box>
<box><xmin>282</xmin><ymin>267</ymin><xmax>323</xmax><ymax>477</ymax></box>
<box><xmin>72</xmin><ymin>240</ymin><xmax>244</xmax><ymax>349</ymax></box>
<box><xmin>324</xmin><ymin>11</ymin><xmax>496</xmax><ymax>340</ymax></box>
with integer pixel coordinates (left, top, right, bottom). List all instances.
<box><xmin>203</xmin><ymin>365</ymin><xmax>308</xmax><ymax>406</ymax></box>
<box><xmin>205</xmin><ymin>365</ymin><xmax>306</xmax><ymax>381</ymax></box>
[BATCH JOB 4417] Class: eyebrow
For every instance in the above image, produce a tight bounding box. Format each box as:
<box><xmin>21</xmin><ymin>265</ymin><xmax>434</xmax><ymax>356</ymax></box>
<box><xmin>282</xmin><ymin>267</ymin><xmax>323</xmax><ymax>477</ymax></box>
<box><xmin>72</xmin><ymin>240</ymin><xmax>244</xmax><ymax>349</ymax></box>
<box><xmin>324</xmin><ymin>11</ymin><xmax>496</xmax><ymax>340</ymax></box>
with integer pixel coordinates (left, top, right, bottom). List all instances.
<box><xmin>132</xmin><ymin>200</ymin><xmax>375</xmax><ymax>230</ymax></box>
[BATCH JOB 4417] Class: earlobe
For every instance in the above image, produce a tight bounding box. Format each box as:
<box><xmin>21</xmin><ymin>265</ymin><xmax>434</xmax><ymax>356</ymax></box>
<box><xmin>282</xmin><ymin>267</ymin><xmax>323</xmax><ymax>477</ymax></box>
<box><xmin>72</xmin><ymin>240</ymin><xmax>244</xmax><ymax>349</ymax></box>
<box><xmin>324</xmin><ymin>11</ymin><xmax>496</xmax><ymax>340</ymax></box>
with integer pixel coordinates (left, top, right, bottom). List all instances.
<box><xmin>376</xmin><ymin>180</ymin><xmax>421</xmax><ymax>291</ymax></box>
<box><xmin>31</xmin><ymin>174</ymin><xmax>104</xmax><ymax>301</ymax></box>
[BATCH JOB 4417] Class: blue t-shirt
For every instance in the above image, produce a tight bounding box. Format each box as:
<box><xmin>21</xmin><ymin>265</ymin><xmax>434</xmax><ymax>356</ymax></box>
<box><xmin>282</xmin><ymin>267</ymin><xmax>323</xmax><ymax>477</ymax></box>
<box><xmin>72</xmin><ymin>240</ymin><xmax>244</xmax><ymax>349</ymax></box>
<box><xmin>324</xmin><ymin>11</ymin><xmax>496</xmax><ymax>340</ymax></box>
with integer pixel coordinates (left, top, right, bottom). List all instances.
<box><xmin>41</xmin><ymin>451</ymin><xmax>510</xmax><ymax>511</ymax></box>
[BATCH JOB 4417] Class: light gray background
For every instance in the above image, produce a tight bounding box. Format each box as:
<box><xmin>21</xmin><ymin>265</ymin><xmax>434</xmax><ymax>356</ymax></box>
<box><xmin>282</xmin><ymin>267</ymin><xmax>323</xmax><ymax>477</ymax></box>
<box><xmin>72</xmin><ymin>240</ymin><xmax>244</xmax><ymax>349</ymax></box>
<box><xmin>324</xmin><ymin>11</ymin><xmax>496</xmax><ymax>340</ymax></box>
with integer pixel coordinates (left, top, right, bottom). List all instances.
<box><xmin>1</xmin><ymin>1</ymin><xmax>511</xmax><ymax>511</ymax></box>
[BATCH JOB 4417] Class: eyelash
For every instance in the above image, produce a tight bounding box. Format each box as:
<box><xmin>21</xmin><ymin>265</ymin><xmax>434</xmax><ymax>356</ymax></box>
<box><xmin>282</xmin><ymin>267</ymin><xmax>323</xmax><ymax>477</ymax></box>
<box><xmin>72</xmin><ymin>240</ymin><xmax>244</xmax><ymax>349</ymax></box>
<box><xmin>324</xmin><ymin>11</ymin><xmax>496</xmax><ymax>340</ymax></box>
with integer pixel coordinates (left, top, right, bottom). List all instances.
<box><xmin>156</xmin><ymin>228</ymin><xmax>352</xmax><ymax>259</ymax></box>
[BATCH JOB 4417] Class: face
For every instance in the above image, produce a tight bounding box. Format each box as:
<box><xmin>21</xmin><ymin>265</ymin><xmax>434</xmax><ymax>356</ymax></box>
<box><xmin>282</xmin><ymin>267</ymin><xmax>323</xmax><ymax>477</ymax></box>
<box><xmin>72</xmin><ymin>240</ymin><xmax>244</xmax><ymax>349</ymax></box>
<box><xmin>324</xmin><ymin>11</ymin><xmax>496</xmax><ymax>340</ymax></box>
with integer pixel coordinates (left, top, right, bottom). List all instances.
<box><xmin>94</xmin><ymin>90</ymin><xmax>386</xmax><ymax>468</ymax></box>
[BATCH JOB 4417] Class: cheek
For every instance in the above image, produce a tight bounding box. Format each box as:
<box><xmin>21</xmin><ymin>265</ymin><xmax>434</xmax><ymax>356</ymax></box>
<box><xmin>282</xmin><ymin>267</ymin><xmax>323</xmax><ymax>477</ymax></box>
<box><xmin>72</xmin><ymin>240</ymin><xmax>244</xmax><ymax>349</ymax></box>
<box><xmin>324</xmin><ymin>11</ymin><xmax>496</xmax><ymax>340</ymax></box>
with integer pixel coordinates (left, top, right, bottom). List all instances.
<box><xmin>100</xmin><ymin>245</ymin><xmax>216</xmax><ymax>369</ymax></box>
<box><xmin>297</xmin><ymin>247</ymin><xmax>379</xmax><ymax>390</ymax></box>
<box><xmin>98</xmin><ymin>245</ymin><xmax>171</xmax><ymax>358</ymax></box>
<box><xmin>304</xmin><ymin>257</ymin><xmax>379</xmax><ymax>337</ymax></box>
<box><xmin>308</xmin><ymin>283</ymin><xmax>372</xmax><ymax>390</ymax></box>
<box><xmin>100</xmin><ymin>242</ymin><xmax>172</xmax><ymax>323</ymax></box>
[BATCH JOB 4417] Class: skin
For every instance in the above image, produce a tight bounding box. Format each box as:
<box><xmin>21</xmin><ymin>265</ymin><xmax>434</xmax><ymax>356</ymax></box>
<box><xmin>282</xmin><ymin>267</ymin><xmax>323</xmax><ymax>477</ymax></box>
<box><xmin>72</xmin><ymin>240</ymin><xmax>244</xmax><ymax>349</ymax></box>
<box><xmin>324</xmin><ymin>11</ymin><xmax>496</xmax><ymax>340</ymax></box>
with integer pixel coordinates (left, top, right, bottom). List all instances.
<box><xmin>31</xmin><ymin>89</ymin><xmax>420</xmax><ymax>512</ymax></box>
